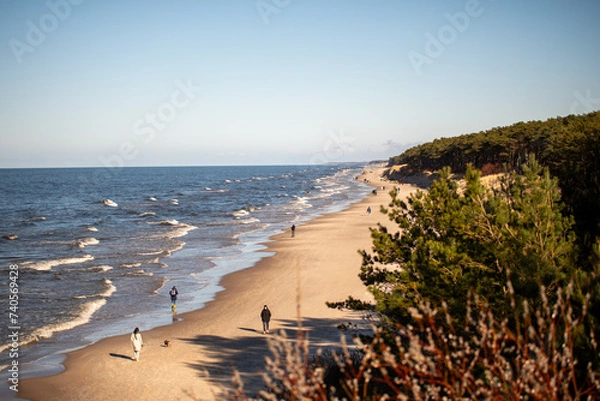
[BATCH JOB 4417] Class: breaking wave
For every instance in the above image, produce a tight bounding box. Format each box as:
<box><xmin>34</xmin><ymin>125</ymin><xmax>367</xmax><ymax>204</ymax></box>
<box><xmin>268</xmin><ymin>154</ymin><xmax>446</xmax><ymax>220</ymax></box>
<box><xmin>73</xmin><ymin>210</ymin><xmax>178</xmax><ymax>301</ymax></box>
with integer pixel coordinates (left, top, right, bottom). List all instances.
<box><xmin>22</xmin><ymin>255</ymin><xmax>94</xmax><ymax>271</ymax></box>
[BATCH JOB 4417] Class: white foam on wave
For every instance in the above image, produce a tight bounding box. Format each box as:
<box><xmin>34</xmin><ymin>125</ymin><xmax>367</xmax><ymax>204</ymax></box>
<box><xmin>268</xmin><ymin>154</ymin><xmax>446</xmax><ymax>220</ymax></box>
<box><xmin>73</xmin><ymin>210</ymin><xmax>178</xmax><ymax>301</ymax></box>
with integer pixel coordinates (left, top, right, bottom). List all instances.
<box><xmin>241</xmin><ymin>217</ymin><xmax>261</xmax><ymax>224</ymax></box>
<box><xmin>148</xmin><ymin>196</ymin><xmax>157</xmax><ymax>202</ymax></box>
<box><xmin>169</xmin><ymin>199</ymin><xmax>179</xmax><ymax>205</ymax></box>
<box><xmin>293</xmin><ymin>196</ymin><xmax>313</xmax><ymax>208</ymax></box>
<box><xmin>157</xmin><ymin>219</ymin><xmax>180</xmax><ymax>226</ymax></box>
<box><xmin>148</xmin><ymin>220</ymin><xmax>197</xmax><ymax>238</ymax></box>
<box><xmin>152</xmin><ymin>276</ymin><xmax>168</xmax><ymax>294</ymax></box>
<box><xmin>23</xmin><ymin>216</ymin><xmax>46</xmax><ymax>222</ymax></box>
<box><xmin>102</xmin><ymin>199</ymin><xmax>118</xmax><ymax>207</ymax></box>
<box><xmin>100</xmin><ymin>278</ymin><xmax>117</xmax><ymax>297</ymax></box>
<box><xmin>73</xmin><ymin>278</ymin><xmax>116</xmax><ymax>299</ymax></box>
<box><xmin>86</xmin><ymin>226</ymin><xmax>98</xmax><ymax>232</ymax></box>
<box><xmin>148</xmin><ymin>256</ymin><xmax>161</xmax><ymax>264</ymax></box>
<box><xmin>310</xmin><ymin>189</ymin><xmax>342</xmax><ymax>201</ymax></box>
<box><xmin>29</xmin><ymin>299</ymin><xmax>107</xmax><ymax>342</ymax></box>
<box><xmin>128</xmin><ymin>269</ymin><xmax>154</xmax><ymax>277</ymax></box>
<box><xmin>232</xmin><ymin>222</ymin><xmax>270</xmax><ymax>239</ymax></box>
<box><xmin>167</xmin><ymin>222</ymin><xmax>195</xmax><ymax>239</ymax></box>
<box><xmin>146</xmin><ymin>220</ymin><xmax>196</xmax><ymax>240</ymax></box>
<box><xmin>23</xmin><ymin>255</ymin><xmax>94</xmax><ymax>271</ymax></box>
<box><xmin>232</xmin><ymin>210</ymin><xmax>249</xmax><ymax>217</ymax></box>
<box><xmin>138</xmin><ymin>212</ymin><xmax>156</xmax><ymax>217</ymax></box>
<box><xmin>136</xmin><ymin>250</ymin><xmax>169</xmax><ymax>257</ymax></box>
<box><xmin>75</xmin><ymin>237</ymin><xmax>99</xmax><ymax>248</ymax></box>
<box><xmin>232</xmin><ymin>205</ymin><xmax>255</xmax><ymax>217</ymax></box>
<box><xmin>120</xmin><ymin>262</ymin><xmax>142</xmax><ymax>269</ymax></box>
<box><xmin>160</xmin><ymin>249</ymin><xmax>172</xmax><ymax>257</ymax></box>
<box><xmin>88</xmin><ymin>265</ymin><xmax>113</xmax><ymax>272</ymax></box>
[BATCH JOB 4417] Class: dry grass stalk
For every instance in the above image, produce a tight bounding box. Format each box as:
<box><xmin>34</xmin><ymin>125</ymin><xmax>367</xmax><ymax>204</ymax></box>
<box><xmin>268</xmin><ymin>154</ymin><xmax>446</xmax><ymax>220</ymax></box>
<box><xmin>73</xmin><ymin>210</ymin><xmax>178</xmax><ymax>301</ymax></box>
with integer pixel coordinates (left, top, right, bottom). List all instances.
<box><xmin>222</xmin><ymin>283</ymin><xmax>599</xmax><ymax>400</ymax></box>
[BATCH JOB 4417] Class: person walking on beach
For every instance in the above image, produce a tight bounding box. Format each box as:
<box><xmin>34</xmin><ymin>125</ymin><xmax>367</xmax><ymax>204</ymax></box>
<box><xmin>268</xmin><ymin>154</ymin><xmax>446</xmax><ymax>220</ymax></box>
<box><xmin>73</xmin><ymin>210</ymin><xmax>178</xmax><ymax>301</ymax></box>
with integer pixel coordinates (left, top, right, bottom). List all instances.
<box><xmin>261</xmin><ymin>305</ymin><xmax>271</xmax><ymax>334</ymax></box>
<box><xmin>169</xmin><ymin>286</ymin><xmax>178</xmax><ymax>304</ymax></box>
<box><xmin>131</xmin><ymin>327</ymin><xmax>144</xmax><ymax>361</ymax></box>
<box><xmin>291</xmin><ymin>224</ymin><xmax>296</xmax><ymax>238</ymax></box>
<box><xmin>366</xmin><ymin>206</ymin><xmax>371</xmax><ymax>215</ymax></box>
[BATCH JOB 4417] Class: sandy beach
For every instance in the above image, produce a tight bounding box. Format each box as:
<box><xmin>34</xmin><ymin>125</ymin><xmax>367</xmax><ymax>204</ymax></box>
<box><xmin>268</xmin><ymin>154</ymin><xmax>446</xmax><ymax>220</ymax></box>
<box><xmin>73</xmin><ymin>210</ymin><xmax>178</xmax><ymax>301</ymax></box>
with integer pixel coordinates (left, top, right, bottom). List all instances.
<box><xmin>19</xmin><ymin>168</ymin><xmax>418</xmax><ymax>401</ymax></box>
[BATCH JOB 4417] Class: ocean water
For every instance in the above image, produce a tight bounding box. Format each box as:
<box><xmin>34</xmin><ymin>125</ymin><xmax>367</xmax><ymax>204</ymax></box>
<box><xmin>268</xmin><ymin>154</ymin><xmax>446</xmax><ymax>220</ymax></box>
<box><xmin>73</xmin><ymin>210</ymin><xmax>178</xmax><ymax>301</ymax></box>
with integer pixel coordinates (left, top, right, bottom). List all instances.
<box><xmin>0</xmin><ymin>164</ymin><xmax>370</xmax><ymax>382</ymax></box>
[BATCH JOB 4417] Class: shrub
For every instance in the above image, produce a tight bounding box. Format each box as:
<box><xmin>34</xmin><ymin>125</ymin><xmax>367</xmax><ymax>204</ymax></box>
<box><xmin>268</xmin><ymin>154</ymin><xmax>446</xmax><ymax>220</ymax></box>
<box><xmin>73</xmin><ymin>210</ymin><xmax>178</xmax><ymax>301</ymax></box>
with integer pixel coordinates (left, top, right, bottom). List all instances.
<box><xmin>223</xmin><ymin>283</ymin><xmax>599</xmax><ymax>400</ymax></box>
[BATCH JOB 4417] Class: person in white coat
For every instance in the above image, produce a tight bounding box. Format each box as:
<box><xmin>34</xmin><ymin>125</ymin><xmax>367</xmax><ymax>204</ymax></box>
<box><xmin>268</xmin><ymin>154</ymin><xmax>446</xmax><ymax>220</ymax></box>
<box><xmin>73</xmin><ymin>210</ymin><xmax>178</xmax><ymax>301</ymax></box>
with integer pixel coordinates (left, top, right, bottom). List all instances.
<box><xmin>131</xmin><ymin>327</ymin><xmax>144</xmax><ymax>361</ymax></box>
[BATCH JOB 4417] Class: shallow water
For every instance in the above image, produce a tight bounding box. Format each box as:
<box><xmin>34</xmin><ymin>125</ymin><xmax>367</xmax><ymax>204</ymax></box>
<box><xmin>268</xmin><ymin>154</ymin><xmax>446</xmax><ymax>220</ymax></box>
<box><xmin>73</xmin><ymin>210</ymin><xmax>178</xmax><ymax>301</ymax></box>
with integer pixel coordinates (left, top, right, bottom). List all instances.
<box><xmin>0</xmin><ymin>164</ymin><xmax>370</xmax><ymax>385</ymax></box>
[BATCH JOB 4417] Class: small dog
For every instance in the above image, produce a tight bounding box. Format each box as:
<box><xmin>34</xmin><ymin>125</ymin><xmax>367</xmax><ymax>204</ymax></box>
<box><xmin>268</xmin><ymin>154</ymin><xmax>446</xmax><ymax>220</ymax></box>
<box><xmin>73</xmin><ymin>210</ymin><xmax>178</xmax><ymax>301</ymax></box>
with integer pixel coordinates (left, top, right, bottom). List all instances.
<box><xmin>164</xmin><ymin>340</ymin><xmax>172</xmax><ymax>347</ymax></box>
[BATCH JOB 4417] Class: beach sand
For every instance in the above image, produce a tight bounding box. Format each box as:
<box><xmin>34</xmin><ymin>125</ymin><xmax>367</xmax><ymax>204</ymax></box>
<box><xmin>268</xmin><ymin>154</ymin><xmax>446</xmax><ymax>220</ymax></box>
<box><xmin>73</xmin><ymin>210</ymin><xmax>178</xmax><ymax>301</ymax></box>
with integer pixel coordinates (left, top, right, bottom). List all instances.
<box><xmin>19</xmin><ymin>168</ymin><xmax>418</xmax><ymax>401</ymax></box>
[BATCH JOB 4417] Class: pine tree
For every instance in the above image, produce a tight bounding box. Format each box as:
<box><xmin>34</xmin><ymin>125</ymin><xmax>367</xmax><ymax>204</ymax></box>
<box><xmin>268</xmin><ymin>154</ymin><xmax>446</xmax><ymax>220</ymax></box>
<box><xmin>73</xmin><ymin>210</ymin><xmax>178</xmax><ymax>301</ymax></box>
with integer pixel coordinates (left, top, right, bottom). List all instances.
<box><xmin>348</xmin><ymin>158</ymin><xmax>577</xmax><ymax>327</ymax></box>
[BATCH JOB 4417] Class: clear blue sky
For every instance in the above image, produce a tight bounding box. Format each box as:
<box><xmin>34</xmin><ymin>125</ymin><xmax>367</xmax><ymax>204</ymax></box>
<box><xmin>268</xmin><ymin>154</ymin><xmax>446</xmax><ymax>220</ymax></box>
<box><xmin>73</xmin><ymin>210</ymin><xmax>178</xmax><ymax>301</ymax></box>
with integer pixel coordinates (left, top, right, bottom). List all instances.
<box><xmin>1</xmin><ymin>0</ymin><xmax>599</xmax><ymax>168</ymax></box>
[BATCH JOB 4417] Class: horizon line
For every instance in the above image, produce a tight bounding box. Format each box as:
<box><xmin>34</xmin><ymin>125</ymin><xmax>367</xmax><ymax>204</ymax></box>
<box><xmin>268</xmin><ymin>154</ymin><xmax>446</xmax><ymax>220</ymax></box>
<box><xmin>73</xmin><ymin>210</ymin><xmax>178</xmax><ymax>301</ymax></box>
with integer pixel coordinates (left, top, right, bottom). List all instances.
<box><xmin>0</xmin><ymin>160</ymin><xmax>387</xmax><ymax>170</ymax></box>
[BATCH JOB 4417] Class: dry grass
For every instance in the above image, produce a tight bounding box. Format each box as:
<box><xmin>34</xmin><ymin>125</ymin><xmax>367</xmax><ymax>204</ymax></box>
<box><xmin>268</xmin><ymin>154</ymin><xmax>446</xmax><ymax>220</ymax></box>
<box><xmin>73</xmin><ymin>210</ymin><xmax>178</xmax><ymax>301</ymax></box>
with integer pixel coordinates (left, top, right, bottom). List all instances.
<box><xmin>220</xmin><ymin>283</ymin><xmax>599</xmax><ymax>400</ymax></box>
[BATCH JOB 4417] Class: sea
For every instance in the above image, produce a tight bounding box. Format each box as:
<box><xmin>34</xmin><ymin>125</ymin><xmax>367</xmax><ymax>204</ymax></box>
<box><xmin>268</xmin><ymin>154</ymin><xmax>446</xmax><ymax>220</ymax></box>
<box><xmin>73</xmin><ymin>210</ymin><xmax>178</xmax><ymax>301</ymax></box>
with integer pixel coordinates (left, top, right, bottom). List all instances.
<box><xmin>0</xmin><ymin>164</ymin><xmax>371</xmax><ymax>393</ymax></box>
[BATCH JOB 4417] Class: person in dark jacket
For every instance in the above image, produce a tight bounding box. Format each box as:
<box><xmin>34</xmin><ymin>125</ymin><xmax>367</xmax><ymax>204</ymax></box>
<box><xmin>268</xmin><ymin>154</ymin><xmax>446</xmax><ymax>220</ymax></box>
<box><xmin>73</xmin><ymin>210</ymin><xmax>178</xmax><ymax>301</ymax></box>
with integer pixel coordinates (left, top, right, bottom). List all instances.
<box><xmin>169</xmin><ymin>286</ymin><xmax>178</xmax><ymax>312</ymax></box>
<box><xmin>261</xmin><ymin>305</ymin><xmax>271</xmax><ymax>334</ymax></box>
<box><xmin>169</xmin><ymin>286</ymin><xmax>178</xmax><ymax>303</ymax></box>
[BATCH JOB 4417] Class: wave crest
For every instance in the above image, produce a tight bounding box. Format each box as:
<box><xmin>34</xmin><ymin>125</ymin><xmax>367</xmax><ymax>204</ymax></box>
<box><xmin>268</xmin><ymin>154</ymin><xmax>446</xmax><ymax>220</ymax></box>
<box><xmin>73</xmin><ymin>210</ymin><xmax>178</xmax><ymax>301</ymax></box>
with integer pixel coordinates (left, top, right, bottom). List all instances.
<box><xmin>74</xmin><ymin>237</ymin><xmax>99</xmax><ymax>248</ymax></box>
<box><xmin>22</xmin><ymin>255</ymin><xmax>94</xmax><ymax>271</ymax></box>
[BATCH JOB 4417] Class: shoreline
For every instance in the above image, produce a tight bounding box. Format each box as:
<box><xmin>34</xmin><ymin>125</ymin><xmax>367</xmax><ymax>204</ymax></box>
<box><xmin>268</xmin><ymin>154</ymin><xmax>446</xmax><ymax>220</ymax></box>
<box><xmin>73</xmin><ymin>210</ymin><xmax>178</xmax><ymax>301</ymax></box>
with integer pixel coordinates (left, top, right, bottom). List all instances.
<box><xmin>18</xmin><ymin>167</ymin><xmax>418</xmax><ymax>400</ymax></box>
<box><xmin>1</xmin><ymin>166</ymin><xmax>369</xmax><ymax>383</ymax></box>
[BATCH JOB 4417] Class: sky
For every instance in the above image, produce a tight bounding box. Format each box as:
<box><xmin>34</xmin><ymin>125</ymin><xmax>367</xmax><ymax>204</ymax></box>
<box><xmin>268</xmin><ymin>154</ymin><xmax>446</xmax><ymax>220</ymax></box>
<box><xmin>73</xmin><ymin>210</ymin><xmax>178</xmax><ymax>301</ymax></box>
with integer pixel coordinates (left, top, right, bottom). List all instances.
<box><xmin>0</xmin><ymin>0</ymin><xmax>599</xmax><ymax>168</ymax></box>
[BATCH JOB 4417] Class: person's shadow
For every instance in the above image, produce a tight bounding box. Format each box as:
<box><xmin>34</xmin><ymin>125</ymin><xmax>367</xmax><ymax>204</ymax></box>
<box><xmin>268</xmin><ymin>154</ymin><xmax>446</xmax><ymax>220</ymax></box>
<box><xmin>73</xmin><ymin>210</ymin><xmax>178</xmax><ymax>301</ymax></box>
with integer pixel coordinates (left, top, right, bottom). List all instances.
<box><xmin>109</xmin><ymin>353</ymin><xmax>133</xmax><ymax>361</ymax></box>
